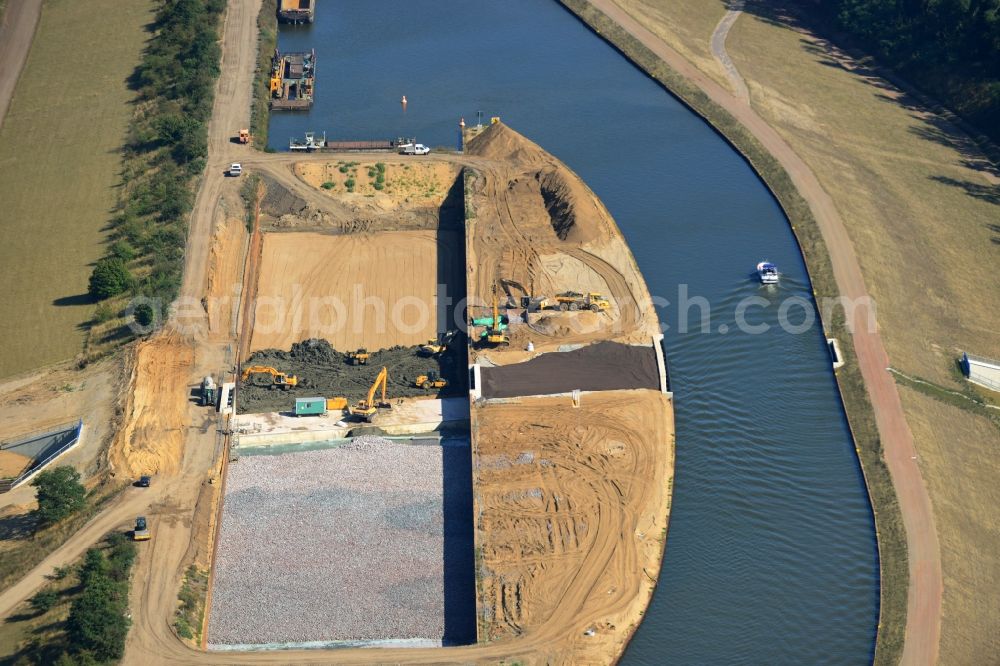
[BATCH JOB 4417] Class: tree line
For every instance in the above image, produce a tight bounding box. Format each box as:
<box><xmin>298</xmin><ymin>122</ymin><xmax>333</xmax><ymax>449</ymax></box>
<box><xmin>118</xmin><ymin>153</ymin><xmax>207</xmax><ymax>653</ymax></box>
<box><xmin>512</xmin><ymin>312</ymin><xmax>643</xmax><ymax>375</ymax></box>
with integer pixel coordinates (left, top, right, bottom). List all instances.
<box><xmin>826</xmin><ymin>0</ymin><xmax>1000</xmax><ymax>141</ymax></box>
<box><xmin>88</xmin><ymin>0</ymin><xmax>226</xmax><ymax>310</ymax></box>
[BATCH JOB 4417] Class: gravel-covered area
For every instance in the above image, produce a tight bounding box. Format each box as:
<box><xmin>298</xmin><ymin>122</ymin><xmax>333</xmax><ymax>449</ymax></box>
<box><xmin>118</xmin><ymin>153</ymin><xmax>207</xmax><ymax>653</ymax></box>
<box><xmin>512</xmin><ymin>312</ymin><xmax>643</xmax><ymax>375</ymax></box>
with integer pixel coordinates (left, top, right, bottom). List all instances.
<box><xmin>207</xmin><ymin>436</ymin><xmax>474</xmax><ymax>648</ymax></box>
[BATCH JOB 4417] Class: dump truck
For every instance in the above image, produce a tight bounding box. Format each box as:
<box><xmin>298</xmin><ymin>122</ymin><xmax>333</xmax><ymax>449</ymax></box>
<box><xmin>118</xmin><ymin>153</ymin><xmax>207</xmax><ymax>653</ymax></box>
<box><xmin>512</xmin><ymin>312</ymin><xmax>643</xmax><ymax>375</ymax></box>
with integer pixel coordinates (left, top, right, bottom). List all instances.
<box><xmin>133</xmin><ymin>516</ymin><xmax>150</xmax><ymax>541</ymax></box>
<box><xmin>552</xmin><ymin>291</ymin><xmax>611</xmax><ymax>312</ymax></box>
<box><xmin>277</xmin><ymin>0</ymin><xmax>314</xmax><ymax>23</ymax></box>
<box><xmin>200</xmin><ymin>376</ymin><xmax>217</xmax><ymax>407</ymax></box>
<box><xmin>348</xmin><ymin>348</ymin><xmax>370</xmax><ymax>365</ymax></box>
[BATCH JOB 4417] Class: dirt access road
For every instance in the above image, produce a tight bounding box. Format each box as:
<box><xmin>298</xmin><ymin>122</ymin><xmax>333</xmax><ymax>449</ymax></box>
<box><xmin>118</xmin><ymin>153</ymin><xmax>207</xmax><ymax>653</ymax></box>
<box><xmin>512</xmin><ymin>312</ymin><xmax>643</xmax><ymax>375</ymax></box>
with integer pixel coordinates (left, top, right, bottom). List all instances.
<box><xmin>582</xmin><ymin>0</ymin><xmax>941</xmax><ymax>662</ymax></box>
<box><xmin>0</xmin><ymin>0</ymin><xmax>41</xmax><ymax>129</ymax></box>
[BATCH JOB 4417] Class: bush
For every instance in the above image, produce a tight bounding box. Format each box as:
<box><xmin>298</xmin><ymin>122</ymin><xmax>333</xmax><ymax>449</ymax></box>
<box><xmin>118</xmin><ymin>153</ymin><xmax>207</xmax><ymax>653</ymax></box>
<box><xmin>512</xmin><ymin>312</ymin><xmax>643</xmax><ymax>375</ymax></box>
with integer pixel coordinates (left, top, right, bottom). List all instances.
<box><xmin>321</xmin><ymin>181</ymin><xmax>335</xmax><ymax>190</ymax></box>
<box><xmin>133</xmin><ymin>303</ymin><xmax>155</xmax><ymax>328</ymax></box>
<box><xmin>29</xmin><ymin>588</ymin><xmax>59</xmax><ymax>614</ymax></box>
<box><xmin>92</xmin><ymin>303</ymin><xmax>115</xmax><ymax>324</ymax></box>
<box><xmin>375</xmin><ymin>162</ymin><xmax>386</xmax><ymax>173</ymax></box>
<box><xmin>109</xmin><ymin>240</ymin><xmax>136</xmax><ymax>261</ymax></box>
<box><xmin>31</xmin><ymin>467</ymin><xmax>86</xmax><ymax>526</ymax></box>
<box><xmin>87</xmin><ymin>258</ymin><xmax>133</xmax><ymax>301</ymax></box>
<box><xmin>373</xmin><ymin>182</ymin><xmax>384</xmax><ymax>191</ymax></box>
<box><xmin>65</xmin><ymin>540</ymin><xmax>135</xmax><ymax>662</ymax></box>
<box><xmin>339</xmin><ymin>165</ymin><xmax>349</xmax><ymax>173</ymax></box>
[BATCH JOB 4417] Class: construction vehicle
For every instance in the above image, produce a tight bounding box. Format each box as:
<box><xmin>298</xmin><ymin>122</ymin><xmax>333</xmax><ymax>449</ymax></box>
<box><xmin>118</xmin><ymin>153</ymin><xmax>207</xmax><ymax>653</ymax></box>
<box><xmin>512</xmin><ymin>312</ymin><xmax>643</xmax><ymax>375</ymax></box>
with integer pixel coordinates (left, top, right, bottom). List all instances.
<box><xmin>200</xmin><ymin>376</ymin><xmax>217</xmax><ymax>407</ymax></box>
<box><xmin>133</xmin><ymin>516</ymin><xmax>150</xmax><ymax>542</ymax></box>
<box><xmin>289</xmin><ymin>131</ymin><xmax>327</xmax><ymax>151</ymax></box>
<box><xmin>349</xmin><ymin>367</ymin><xmax>392</xmax><ymax>422</ymax></box>
<box><xmin>553</xmin><ymin>291</ymin><xmax>611</xmax><ymax>313</ymax></box>
<box><xmin>270</xmin><ymin>49</ymin><xmax>316</xmax><ymax>110</ymax></box>
<box><xmin>481</xmin><ymin>285</ymin><xmax>510</xmax><ymax>347</ymax></box>
<box><xmin>415</xmin><ymin>371</ymin><xmax>448</xmax><ymax>390</ymax></box>
<box><xmin>499</xmin><ymin>278</ymin><xmax>549</xmax><ymax>311</ymax></box>
<box><xmin>419</xmin><ymin>330</ymin><xmax>457</xmax><ymax>357</ymax></box>
<box><xmin>238</xmin><ymin>128</ymin><xmax>250</xmax><ymax>144</ymax></box>
<box><xmin>241</xmin><ymin>366</ymin><xmax>299</xmax><ymax>389</ymax></box>
<box><xmin>348</xmin><ymin>348</ymin><xmax>370</xmax><ymax>365</ymax></box>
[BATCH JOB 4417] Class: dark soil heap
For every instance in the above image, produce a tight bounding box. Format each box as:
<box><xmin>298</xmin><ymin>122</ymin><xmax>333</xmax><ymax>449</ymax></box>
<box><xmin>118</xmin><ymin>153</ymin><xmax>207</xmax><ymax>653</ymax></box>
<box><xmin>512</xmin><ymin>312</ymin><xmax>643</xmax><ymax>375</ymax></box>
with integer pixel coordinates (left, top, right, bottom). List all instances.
<box><xmin>238</xmin><ymin>338</ymin><xmax>467</xmax><ymax>414</ymax></box>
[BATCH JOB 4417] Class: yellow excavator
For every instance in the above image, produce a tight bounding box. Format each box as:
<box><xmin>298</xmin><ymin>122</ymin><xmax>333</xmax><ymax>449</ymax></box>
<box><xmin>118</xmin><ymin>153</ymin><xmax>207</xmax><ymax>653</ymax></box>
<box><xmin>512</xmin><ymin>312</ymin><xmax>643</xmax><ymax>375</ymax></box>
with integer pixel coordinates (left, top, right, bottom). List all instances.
<box><xmin>349</xmin><ymin>366</ymin><xmax>391</xmax><ymax>422</ymax></box>
<box><xmin>482</xmin><ymin>285</ymin><xmax>510</xmax><ymax>347</ymax></box>
<box><xmin>241</xmin><ymin>365</ymin><xmax>299</xmax><ymax>389</ymax></box>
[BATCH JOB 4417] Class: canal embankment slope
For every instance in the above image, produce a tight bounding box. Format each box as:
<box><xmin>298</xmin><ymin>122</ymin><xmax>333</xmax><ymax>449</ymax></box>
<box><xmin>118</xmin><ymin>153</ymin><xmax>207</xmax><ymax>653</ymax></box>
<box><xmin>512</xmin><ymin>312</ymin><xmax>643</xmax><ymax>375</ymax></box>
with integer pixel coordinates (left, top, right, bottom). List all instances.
<box><xmin>557</xmin><ymin>0</ymin><xmax>998</xmax><ymax>663</ymax></box>
<box><xmin>464</xmin><ymin>122</ymin><xmax>674</xmax><ymax>663</ymax></box>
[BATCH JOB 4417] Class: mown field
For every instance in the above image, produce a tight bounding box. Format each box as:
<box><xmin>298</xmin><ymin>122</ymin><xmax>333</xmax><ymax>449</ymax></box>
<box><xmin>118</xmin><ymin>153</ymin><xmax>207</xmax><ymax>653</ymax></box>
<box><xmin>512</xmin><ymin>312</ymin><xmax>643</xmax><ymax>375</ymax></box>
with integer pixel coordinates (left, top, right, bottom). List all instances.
<box><xmin>0</xmin><ymin>0</ymin><xmax>152</xmax><ymax>378</ymax></box>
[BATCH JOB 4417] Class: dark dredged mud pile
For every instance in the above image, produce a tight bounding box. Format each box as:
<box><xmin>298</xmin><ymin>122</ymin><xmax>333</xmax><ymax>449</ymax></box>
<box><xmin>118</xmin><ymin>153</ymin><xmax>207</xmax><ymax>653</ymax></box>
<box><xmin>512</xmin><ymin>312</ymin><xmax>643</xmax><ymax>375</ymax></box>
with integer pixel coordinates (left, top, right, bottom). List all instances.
<box><xmin>479</xmin><ymin>341</ymin><xmax>658</xmax><ymax>399</ymax></box>
<box><xmin>238</xmin><ymin>338</ymin><xmax>467</xmax><ymax>414</ymax></box>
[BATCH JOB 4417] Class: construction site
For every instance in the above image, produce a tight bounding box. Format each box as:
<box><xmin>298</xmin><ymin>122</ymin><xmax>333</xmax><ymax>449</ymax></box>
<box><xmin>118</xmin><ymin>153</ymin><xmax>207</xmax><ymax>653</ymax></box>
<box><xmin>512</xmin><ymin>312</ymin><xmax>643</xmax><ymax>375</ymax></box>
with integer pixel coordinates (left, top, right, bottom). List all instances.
<box><xmin>185</xmin><ymin>121</ymin><xmax>675</xmax><ymax>660</ymax></box>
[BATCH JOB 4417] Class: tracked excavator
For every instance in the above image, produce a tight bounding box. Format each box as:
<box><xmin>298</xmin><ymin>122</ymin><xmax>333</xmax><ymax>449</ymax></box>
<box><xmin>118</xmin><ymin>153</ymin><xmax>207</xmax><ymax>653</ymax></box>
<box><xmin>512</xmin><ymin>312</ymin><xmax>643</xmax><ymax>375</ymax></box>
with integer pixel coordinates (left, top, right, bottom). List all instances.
<box><xmin>241</xmin><ymin>366</ymin><xmax>299</xmax><ymax>389</ymax></box>
<box><xmin>499</xmin><ymin>278</ymin><xmax>549</xmax><ymax>312</ymax></box>
<box><xmin>349</xmin><ymin>366</ymin><xmax>392</xmax><ymax>422</ymax></box>
<box><xmin>481</xmin><ymin>285</ymin><xmax>510</xmax><ymax>347</ymax></box>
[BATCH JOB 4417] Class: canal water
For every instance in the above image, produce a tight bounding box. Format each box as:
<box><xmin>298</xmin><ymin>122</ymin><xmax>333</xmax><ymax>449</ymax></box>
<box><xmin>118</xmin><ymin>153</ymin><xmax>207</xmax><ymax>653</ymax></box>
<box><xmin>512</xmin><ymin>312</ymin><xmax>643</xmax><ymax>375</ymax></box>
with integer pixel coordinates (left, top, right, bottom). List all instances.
<box><xmin>269</xmin><ymin>1</ymin><xmax>880</xmax><ymax>663</ymax></box>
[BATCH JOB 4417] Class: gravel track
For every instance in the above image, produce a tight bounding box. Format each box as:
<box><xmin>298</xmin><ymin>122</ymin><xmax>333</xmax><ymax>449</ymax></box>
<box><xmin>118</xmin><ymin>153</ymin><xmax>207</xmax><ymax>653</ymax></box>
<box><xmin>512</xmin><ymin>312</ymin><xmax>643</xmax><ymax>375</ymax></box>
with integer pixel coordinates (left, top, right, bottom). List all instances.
<box><xmin>208</xmin><ymin>438</ymin><xmax>473</xmax><ymax>647</ymax></box>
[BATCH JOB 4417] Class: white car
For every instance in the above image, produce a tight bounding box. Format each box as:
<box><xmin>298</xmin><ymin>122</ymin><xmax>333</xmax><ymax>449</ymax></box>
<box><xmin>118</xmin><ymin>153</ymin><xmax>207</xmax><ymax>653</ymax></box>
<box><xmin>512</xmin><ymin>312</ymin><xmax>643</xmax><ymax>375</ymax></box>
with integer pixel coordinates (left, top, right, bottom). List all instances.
<box><xmin>229</xmin><ymin>162</ymin><xmax>243</xmax><ymax>176</ymax></box>
<box><xmin>399</xmin><ymin>143</ymin><xmax>430</xmax><ymax>156</ymax></box>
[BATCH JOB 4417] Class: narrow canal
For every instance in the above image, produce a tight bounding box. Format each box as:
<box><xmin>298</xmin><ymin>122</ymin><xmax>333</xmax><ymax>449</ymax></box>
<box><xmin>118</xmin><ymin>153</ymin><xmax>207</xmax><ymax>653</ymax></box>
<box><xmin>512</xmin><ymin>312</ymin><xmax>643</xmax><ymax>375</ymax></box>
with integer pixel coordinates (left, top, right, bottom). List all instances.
<box><xmin>269</xmin><ymin>1</ymin><xmax>880</xmax><ymax>662</ymax></box>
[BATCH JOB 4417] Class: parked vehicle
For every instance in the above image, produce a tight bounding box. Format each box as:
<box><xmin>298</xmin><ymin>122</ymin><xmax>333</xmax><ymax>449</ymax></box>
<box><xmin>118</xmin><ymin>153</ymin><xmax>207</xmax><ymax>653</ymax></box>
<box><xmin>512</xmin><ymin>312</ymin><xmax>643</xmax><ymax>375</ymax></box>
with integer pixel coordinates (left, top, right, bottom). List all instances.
<box><xmin>137</xmin><ymin>475</ymin><xmax>151</xmax><ymax>488</ymax></box>
<box><xmin>399</xmin><ymin>143</ymin><xmax>430</xmax><ymax>155</ymax></box>
<box><xmin>229</xmin><ymin>163</ymin><xmax>243</xmax><ymax>176</ymax></box>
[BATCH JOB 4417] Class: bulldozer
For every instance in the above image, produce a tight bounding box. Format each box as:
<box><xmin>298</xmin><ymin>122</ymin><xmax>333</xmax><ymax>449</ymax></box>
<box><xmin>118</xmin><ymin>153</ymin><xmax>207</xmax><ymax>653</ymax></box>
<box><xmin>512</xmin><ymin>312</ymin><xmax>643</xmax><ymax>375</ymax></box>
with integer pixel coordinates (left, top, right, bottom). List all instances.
<box><xmin>553</xmin><ymin>291</ymin><xmax>611</xmax><ymax>313</ymax></box>
<box><xmin>348</xmin><ymin>348</ymin><xmax>370</xmax><ymax>365</ymax></box>
<box><xmin>241</xmin><ymin>365</ymin><xmax>299</xmax><ymax>389</ymax></box>
<box><xmin>349</xmin><ymin>366</ymin><xmax>391</xmax><ymax>422</ymax></box>
<box><xmin>419</xmin><ymin>330</ymin><xmax>457</xmax><ymax>357</ymax></box>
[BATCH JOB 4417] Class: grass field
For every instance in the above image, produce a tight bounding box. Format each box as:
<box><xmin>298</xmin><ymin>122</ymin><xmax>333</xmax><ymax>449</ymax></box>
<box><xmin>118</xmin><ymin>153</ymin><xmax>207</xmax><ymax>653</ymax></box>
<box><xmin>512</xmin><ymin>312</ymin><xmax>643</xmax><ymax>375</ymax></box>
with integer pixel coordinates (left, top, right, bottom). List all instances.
<box><xmin>726</xmin><ymin>9</ymin><xmax>1000</xmax><ymax>662</ymax></box>
<box><xmin>0</xmin><ymin>0</ymin><xmax>153</xmax><ymax>379</ymax></box>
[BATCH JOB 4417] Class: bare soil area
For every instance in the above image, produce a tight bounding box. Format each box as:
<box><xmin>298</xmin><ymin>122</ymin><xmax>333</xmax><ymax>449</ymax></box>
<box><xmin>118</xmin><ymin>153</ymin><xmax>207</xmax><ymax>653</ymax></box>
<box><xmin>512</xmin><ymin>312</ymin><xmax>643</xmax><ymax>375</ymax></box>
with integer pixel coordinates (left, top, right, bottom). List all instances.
<box><xmin>109</xmin><ymin>333</ymin><xmax>195</xmax><ymax>478</ymax></box>
<box><xmin>474</xmin><ymin>390</ymin><xmax>674</xmax><ymax>662</ymax></box>
<box><xmin>296</xmin><ymin>160</ymin><xmax>459</xmax><ymax>208</ymax></box>
<box><xmin>250</xmin><ymin>230</ymin><xmax>462</xmax><ymax>352</ymax></box>
<box><xmin>464</xmin><ymin>123</ymin><xmax>661</xmax><ymax>353</ymax></box>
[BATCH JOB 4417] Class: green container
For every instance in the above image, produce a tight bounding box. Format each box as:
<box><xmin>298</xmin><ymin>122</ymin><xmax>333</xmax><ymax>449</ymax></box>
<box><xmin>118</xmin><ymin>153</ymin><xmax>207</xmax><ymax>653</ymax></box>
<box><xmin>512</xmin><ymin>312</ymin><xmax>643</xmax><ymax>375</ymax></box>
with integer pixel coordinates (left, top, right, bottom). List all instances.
<box><xmin>294</xmin><ymin>397</ymin><xmax>326</xmax><ymax>416</ymax></box>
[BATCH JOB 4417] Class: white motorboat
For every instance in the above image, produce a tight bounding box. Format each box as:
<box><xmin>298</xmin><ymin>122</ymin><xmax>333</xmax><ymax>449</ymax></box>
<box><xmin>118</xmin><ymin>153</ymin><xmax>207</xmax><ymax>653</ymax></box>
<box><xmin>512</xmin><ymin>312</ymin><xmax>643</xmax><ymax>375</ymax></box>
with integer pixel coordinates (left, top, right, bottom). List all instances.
<box><xmin>757</xmin><ymin>261</ymin><xmax>779</xmax><ymax>284</ymax></box>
